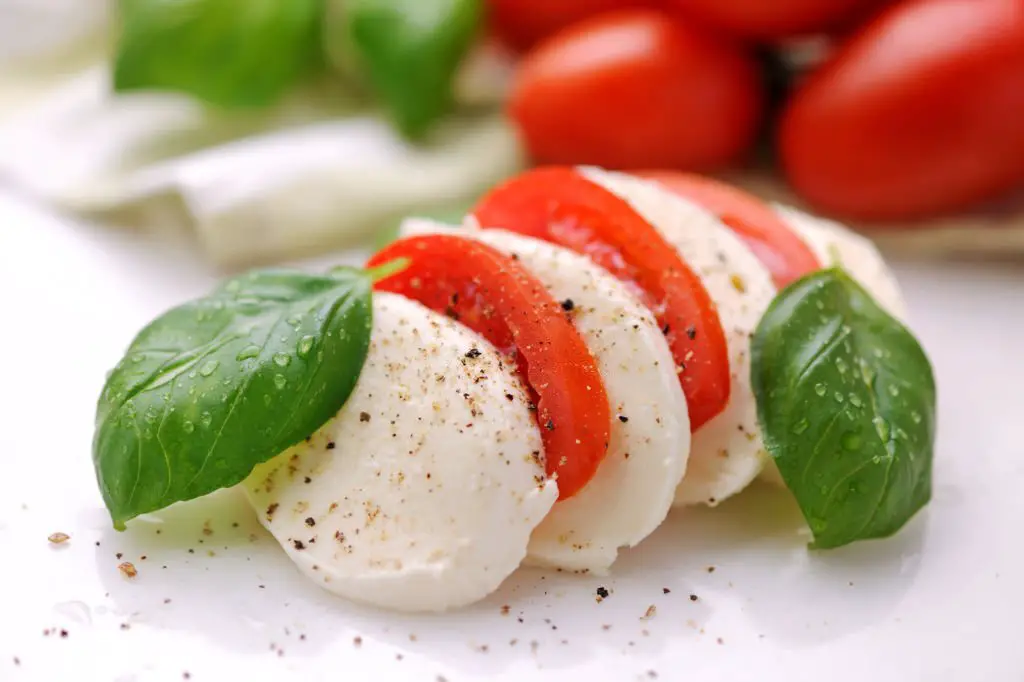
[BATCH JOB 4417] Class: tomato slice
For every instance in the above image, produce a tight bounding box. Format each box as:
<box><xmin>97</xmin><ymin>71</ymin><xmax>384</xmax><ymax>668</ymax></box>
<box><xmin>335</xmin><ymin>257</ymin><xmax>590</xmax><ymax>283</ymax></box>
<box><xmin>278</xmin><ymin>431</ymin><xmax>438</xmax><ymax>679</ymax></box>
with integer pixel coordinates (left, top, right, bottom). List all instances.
<box><xmin>471</xmin><ymin>167</ymin><xmax>729</xmax><ymax>431</ymax></box>
<box><xmin>367</xmin><ymin>234</ymin><xmax>611</xmax><ymax>500</ymax></box>
<box><xmin>637</xmin><ymin>170</ymin><xmax>821</xmax><ymax>288</ymax></box>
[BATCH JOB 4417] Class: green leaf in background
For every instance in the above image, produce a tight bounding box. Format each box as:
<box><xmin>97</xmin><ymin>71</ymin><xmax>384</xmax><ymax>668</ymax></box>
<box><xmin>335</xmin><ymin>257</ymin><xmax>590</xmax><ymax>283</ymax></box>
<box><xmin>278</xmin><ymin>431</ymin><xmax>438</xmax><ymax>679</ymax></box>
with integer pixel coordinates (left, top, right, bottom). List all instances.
<box><xmin>329</xmin><ymin>0</ymin><xmax>482</xmax><ymax>138</ymax></box>
<box><xmin>751</xmin><ymin>268</ymin><xmax>936</xmax><ymax>549</ymax></box>
<box><xmin>114</xmin><ymin>0</ymin><xmax>324</xmax><ymax>108</ymax></box>
<box><xmin>93</xmin><ymin>267</ymin><xmax>374</xmax><ymax>528</ymax></box>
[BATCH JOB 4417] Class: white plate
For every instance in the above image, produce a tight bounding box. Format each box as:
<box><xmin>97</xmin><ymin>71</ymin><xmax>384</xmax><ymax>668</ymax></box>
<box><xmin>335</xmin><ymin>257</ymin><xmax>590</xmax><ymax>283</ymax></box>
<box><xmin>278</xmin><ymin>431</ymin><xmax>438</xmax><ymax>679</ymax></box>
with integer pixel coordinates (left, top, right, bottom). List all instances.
<box><xmin>1</xmin><ymin>191</ymin><xmax>1022</xmax><ymax>682</ymax></box>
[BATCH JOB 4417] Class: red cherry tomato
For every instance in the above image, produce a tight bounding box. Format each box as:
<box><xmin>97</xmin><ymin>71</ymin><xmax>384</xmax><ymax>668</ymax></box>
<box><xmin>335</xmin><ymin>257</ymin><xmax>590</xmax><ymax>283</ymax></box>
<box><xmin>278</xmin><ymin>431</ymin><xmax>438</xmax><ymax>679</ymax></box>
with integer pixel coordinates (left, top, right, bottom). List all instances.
<box><xmin>779</xmin><ymin>0</ymin><xmax>1024</xmax><ymax>221</ymax></box>
<box><xmin>488</xmin><ymin>0</ymin><xmax>655</xmax><ymax>52</ymax></box>
<box><xmin>636</xmin><ymin>170</ymin><xmax>820</xmax><ymax>287</ymax></box>
<box><xmin>667</xmin><ymin>0</ymin><xmax>885</xmax><ymax>40</ymax></box>
<box><xmin>368</xmin><ymin>235</ymin><xmax>611</xmax><ymax>500</ymax></box>
<box><xmin>508</xmin><ymin>9</ymin><xmax>764</xmax><ymax>171</ymax></box>
<box><xmin>472</xmin><ymin>167</ymin><xmax>730</xmax><ymax>431</ymax></box>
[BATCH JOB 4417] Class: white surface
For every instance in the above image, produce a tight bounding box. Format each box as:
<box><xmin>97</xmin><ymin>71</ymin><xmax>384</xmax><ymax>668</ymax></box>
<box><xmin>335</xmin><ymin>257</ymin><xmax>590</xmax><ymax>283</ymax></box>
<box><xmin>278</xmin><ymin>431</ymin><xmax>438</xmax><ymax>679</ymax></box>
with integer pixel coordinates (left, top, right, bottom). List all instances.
<box><xmin>1</xmin><ymin>190</ymin><xmax>1023</xmax><ymax>681</ymax></box>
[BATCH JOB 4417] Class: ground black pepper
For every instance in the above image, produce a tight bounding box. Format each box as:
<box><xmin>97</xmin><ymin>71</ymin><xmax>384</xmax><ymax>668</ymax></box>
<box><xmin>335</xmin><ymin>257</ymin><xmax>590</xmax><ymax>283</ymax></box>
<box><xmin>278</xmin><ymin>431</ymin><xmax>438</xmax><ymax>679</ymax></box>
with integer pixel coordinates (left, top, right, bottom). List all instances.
<box><xmin>465</xmin><ymin>348</ymin><xmax>482</xmax><ymax>359</ymax></box>
<box><xmin>596</xmin><ymin>586</ymin><xmax>609</xmax><ymax>599</ymax></box>
<box><xmin>561</xmin><ymin>299</ymin><xmax>575</xmax><ymax>312</ymax></box>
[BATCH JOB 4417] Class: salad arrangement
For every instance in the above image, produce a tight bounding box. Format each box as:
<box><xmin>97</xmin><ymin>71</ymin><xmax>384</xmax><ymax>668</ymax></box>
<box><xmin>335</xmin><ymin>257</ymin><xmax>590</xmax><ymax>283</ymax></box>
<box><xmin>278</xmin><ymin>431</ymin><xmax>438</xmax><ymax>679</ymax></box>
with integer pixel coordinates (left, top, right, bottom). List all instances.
<box><xmin>112</xmin><ymin>0</ymin><xmax>1024</xmax><ymax>222</ymax></box>
<box><xmin>92</xmin><ymin>168</ymin><xmax>936</xmax><ymax>611</ymax></box>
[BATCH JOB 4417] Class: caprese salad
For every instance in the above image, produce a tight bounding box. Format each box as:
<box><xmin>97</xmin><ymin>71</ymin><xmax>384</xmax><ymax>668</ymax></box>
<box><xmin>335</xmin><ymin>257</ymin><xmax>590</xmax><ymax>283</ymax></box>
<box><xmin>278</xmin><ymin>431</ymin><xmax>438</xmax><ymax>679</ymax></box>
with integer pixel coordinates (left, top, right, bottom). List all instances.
<box><xmin>92</xmin><ymin>167</ymin><xmax>935</xmax><ymax>612</ymax></box>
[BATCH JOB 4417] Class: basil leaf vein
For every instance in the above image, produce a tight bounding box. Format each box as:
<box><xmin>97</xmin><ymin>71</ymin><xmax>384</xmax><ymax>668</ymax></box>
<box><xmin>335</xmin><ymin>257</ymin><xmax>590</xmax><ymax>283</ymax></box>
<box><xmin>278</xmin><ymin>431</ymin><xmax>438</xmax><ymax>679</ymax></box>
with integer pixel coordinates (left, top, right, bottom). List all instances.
<box><xmin>93</xmin><ymin>267</ymin><xmax>373</xmax><ymax>528</ymax></box>
<box><xmin>751</xmin><ymin>268</ymin><xmax>936</xmax><ymax>549</ymax></box>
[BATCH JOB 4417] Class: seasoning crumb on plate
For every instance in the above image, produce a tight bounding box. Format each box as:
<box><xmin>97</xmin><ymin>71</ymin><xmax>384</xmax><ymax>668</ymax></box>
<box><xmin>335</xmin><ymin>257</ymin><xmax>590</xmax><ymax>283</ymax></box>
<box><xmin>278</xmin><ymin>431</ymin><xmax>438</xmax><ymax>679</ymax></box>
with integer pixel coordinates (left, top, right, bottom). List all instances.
<box><xmin>118</xmin><ymin>562</ymin><xmax>137</xmax><ymax>578</ymax></box>
<box><xmin>47</xmin><ymin>532</ymin><xmax>70</xmax><ymax>545</ymax></box>
<box><xmin>641</xmin><ymin>605</ymin><xmax>657</xmax><ymax>620</ymax></box>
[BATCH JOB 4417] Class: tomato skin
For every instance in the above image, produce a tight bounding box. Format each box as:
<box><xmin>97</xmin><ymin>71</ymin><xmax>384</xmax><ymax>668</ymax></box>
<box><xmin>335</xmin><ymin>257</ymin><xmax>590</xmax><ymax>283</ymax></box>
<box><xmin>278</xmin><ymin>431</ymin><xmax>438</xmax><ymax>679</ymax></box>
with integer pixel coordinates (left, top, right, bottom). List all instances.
<box><xmin>508</xmin><ymin>10</ymin><xmax>764</xmax><ymax>171</ymax></box>
<box><xmin>367</xmin><ymin>235</ymin><xmax>611</xmax><ymax>500</ymax></box>
<box><xmin>667</xmin><ymin>0</ymin><xmax>884</xmax><ymax>40</ymax></box>
<box><xmin>779</xmin><ymin>0</ymin><xmax>1024</xmax><ymax>221</ymax></box>
<box><xmin>488</xmin><ymin>0</ymin><xmax>655</xmax><ymax>52</ymax></box>
<box><xmin>636</xmin><ymin>170</ymin><xmax>820</xmax><ymax>287</ymax></box>
<box><xmin>472</xmin><ymin>167</ymin><xmax>731</xmax><ymax>431</ymax></box>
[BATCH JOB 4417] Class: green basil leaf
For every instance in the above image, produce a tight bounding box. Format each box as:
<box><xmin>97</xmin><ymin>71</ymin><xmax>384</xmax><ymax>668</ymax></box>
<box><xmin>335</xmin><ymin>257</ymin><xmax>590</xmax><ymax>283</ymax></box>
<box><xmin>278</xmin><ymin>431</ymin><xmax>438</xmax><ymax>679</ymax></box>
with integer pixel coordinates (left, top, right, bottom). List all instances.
<box><xmin>328</xmin><ymin>0</ymin><xmax>482</xmax><ymax>138</ymax></box>
<box><xmin>113</xmin><ymin>0</ymin><xmax>324</xmax><ymax>108</ymax></box>
<box><xmin>93</xmin><ymin>267</ymin><xmax>373</xmax><ymax>529</ymax></box>
<box><xmin>751</xmin><ymin>268</ymin><xmax>936</xmax><ymax>549</ymax></box>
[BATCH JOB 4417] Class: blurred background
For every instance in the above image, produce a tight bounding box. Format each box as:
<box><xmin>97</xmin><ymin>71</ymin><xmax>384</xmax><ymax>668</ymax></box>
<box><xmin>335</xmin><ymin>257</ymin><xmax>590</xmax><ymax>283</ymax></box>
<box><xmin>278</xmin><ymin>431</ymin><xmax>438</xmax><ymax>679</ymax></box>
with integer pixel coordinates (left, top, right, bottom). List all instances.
<box><xmin>1</xmin><ymin>0</ymin><xmax>1022</xmax><ymax>269</ymax></box>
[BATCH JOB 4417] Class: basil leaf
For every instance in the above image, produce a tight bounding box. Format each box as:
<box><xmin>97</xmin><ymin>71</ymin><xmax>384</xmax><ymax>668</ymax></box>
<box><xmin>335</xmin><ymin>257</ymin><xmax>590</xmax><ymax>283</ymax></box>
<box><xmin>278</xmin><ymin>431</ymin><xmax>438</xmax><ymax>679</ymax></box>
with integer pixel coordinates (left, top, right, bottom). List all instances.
<box><xmin>751</xmin><ymin>268</ymin><xmax>936</xmax><ymax>549</ymax></box>
<box><xmin>93</xmin><ymin>267</ymin><xmax>373</xmax><ymax>529</ymax></box>
<box><xmin>113</xmin><ymin>0</ymin><xmax>324</xmax><ymax>107</ymax></box>
<box><xmin>328</xmin><ymin>0</ymin><xmax>482</xmax><ymax>138</ymax></box>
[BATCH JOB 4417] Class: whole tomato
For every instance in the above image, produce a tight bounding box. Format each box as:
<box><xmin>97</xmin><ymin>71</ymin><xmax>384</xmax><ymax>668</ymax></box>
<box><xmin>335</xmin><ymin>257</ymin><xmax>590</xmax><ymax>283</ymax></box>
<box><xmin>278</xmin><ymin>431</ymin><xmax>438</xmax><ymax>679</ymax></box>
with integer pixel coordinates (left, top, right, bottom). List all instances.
<box><xmin>508</xmin><ymin>9</ymin><xmax>764</xmax><ymax>171</ymax></box>
<box><xmin>488</xmin><ymin>0</ymin><xmax>656</xmax><ymax>51</ymax></box>
<box><xmin>779</xmin><ymin>0</ymin><xmax>1024</xmax><ymax>221</ymax></box>
<box><xmin>666</xmin><ymin>0</ymin><xmax>887</xmax><ymax>40</ymax></box>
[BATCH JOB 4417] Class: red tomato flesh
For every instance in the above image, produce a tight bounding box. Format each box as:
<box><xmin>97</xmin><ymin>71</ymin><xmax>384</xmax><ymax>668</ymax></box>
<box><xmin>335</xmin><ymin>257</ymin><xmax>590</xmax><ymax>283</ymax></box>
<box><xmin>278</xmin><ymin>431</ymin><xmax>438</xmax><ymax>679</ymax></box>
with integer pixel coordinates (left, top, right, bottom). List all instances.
<box><xmin>488</xmin><ymin>0</ymin><xmax>656</xmax><ymax>52</ymax></box>
<box><xmin>637</xmin><ymin>170</ymin><xmax>820</xmax><ymax>287</ymax></box>
<box><xmin>472</xmin><ymin>167</ymin><xmax>730</xmax><ymax>431</ymax></box>
<box><xmin>508</xmin><ymin>9</ymin><xmax>764</xmax><ymax>171</ymax></box>
<box><xmin>367</xmin><ymin>234</ymin><xmax>611</xmax><ymax>500</ymax></box>
<box><xmin>667</xmin><ymin>0</ymin><xmax>885</xmax><ymax>40</ymax></box>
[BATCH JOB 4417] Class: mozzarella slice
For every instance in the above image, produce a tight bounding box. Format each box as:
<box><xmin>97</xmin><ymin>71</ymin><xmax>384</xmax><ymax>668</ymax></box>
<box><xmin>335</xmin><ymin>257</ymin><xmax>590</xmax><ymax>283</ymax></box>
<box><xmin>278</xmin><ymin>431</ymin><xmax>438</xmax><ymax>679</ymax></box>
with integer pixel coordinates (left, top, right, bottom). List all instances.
<box><xmin>401</xmin><ymin>218</ymin><xmax>691</xmax><ymax>574</ymax></box>
<box><xmin>580</xmin><ymin>168</ymin><xmax>776</xmax><ymax>507</ymax></box>
<box><xmin>774</xmin><ymin>203</ymin><xmax>907</xmax><ymax>319</ymax></box>
<box><xmin>245</xmin><ymin>293</ymin><xmax>556</xmax><ymax>612</ymax></box>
